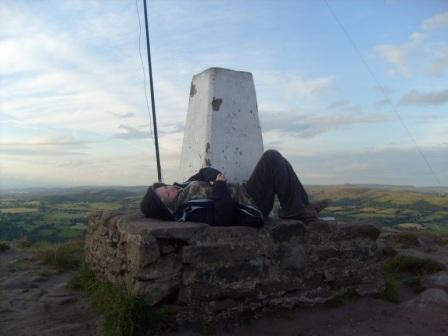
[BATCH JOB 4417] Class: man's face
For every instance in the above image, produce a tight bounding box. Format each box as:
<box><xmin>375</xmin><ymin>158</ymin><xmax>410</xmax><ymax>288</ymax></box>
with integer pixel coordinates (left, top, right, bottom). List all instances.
<box><xmin>155</xmin><ymin>185</ymin><xmax>179</xmax><ymax>203</ymax></box>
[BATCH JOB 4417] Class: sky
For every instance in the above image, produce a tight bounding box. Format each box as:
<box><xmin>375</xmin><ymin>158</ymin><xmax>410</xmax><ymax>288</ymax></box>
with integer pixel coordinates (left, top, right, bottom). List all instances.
<box><xmin>1</xmin><ymin>0</ymin><xmax>447</xmax><ymax>188</ymax></box>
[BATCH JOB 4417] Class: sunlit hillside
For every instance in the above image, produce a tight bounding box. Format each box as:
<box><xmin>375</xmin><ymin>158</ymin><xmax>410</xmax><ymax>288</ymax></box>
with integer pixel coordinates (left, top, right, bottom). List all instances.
<box><xmin>1</xmin><ymin>185</ymin><xmax>448</xmax><ymax>242</ymax></box>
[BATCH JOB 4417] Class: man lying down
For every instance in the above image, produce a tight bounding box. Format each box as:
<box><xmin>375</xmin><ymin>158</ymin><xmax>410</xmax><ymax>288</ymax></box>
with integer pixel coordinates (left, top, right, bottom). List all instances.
<box><xmin>141</xmin><ymin>150</ymin><xmax>327</xmax><ymax>227</ymax></box>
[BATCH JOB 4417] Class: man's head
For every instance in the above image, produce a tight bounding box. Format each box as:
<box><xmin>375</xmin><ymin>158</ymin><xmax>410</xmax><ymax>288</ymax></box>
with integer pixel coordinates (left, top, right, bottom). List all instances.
<box><xmin>154</xmin><ymin>184</ymin><xmax>180</xmax><ymax>203</ymax></box>
<box><xmin>140</xmin><ymin>182</ymin><xmax>179</xmax><ymax>220</ymax></box>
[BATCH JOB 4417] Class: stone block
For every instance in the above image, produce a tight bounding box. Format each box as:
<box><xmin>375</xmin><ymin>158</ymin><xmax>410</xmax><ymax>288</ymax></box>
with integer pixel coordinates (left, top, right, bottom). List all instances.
<box><xmin>179</xmin><ymin>67</ymin><xmax>264</xmax><ymax>182</ymax></box>
<box><xmin>133</xmin><ymin>278</ymin><xmax>179</xmax><ymax>306</ymax></box>
<box><xmin>126</xmin><ymin>234</ymin><xmax>160</xmax><ymax>269</ymax></box>
<box><xmin>333</xmin><ymin>223</ymin><xmax>381</xmax><ymax>241</ymax></box>
<box><xmin>135</xmin><ymin>254</ymin><xmax>182</xmax><ymax>281</ymax></box>
<box><xmin>279</xmin><ymin>243</ymin><xmax>307</xmax><ymax>272</ymax></box>
<box><xmin>181</xmin><ymin>243</ymin><xmax>260</xmax><ymax>265</ymax></box>
<box><xmin>267</xmin><ymin>219</ymin><xmax>307</xmax><ymax>243</ymax></box>
<box><xmin>119</xmin><ymin>218</ymin><xmax>207</xmax><ymax>242</ymax></box>
<box><xmin>421</xmin><ymin>271</ymin><xmax>448</xmax><ymax>292</ymax></box>
<box><xmin>86</xmin><ymin>212</ymin><xmax>385</xmax><ymax>323</ymax></box>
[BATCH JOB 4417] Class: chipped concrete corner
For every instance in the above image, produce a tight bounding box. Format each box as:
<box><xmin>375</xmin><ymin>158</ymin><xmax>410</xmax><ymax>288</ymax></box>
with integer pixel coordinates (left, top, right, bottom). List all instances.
<box><xmin>189</xmin><ymin>83</ymin><xmax>197</xmax><ymax>97</ymax></box>
<box><xmin>211</xmin><ymin>97</ymin><xmax>222</xmax><ymax>111</ymax></box>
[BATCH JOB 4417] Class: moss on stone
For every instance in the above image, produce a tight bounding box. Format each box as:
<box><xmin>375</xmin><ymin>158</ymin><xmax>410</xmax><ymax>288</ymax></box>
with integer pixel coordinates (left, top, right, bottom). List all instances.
<box><xmin>381</xmin><ymin>254</ymin><xmax>446</xmax><ymax>302</ymax></box>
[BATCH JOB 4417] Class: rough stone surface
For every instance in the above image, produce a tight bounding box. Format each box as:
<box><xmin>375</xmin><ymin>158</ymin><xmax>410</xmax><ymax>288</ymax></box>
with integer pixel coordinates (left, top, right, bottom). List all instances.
<box><xmin>85</xmin><ymin>211</ymin><xmax>385</xmax><ymax>323</ymax></box>
<box><xmin>402</xmin><ymin>288</ymin><xmax>448</xmax><ymax>310</ymax></box>
<box><xmin>422</xmin><ymin>271</ymin><xmax>448</xmax><ymax>292</ymax></box>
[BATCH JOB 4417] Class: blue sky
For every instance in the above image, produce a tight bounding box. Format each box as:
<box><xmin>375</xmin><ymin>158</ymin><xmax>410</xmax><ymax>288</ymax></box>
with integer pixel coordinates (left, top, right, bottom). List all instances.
<box><xmin>1</xmin><ymin>0</ymin><xmax>447</xmax><ymax>188</ymax></box>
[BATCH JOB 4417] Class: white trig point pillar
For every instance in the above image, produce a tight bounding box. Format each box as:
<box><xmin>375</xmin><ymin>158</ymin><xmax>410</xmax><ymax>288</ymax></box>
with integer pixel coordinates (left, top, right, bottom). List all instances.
<box><xmin>179</xmin><ymin>67</ymin><xmax>264</xmax><ymax>182</ymax></box>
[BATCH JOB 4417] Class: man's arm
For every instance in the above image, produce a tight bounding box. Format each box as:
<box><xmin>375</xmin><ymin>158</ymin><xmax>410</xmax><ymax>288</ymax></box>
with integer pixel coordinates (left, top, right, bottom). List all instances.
<box><xmin>185</xmin><ymin>173</ymin><xmax>235</xmax><ymax>226</ymax></box>
<box><xmin>210</xmin><ymin>179</ymin><xmax>235</xmax><ymax>226</ymax></box>
<box><xmin>187</xmin><ymin>167</ymin><xmax>222</xmax><ymax>182</ymax></box>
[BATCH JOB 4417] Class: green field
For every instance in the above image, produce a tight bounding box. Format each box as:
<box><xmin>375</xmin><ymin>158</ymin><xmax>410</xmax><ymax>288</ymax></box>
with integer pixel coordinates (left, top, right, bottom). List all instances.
<box><xmin>0</xmin><ymin>186</ymin><xmax>146</xmax><ymax>242</ymax></box>
<box><xmin>0</xmin><ymin>184</ymin><xmax>447</xmax><ymax>242</ymax></box>
<box><xmin>308</xmin><ymin>185</ymin><xmax>448</xmax><ymax>234</ymax></box>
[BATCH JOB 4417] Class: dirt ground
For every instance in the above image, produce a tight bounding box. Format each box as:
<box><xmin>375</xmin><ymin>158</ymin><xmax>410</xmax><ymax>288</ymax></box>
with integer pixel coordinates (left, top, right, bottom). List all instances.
<box><xmin>166</xmin><ymin>245</ymin><xmax>448</xmax><ymax>336</ymax></box>
<box><xmin>165</xmin><ymin>296</ymin><xmax>448</xmax><ymax>336</ymax></box>
<box><xmin>0</xmin><ymin>246</ymin><xmax>101</xmax><ymax>336</ymax></box>
<box><xmin>1</xmin><ymin>245</ymin><xmax>447</xmax><ymax>336</ymax></box>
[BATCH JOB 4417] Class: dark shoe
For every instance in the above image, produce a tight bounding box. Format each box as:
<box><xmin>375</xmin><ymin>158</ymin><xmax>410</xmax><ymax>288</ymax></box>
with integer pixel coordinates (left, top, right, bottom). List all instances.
<box><xmin>278</xmin><ymin>208</ymin><xmax>318</xmax><ymax>223</ymax></box>
<box><xmin>307</xmin><ymin>200</ymin><xmax>329</xmax><ymax>213</ymax></box>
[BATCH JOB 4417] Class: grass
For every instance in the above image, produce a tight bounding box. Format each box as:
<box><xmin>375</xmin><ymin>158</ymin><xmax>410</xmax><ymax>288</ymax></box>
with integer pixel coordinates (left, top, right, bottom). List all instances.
<box><xmin>89</xmin><ymin>202</ymin><xmax>122</xmax><ymax>210</ymax></box>
<box><xmin>18</xmin><ymin>235</ymin><xmax>32</xmax><ymax>248</ymax></box>
<box><xmin>419</xmin><ymin>231</ymin><xmax>448</xmax><ymax>245</ymax></box>
<box><xmin>381</xmin><ymin>254</ymin><xmax>446</xmax><ymax>302</ymax></box>
<box><xmin>397</xmin><ymin>223</ymin><xmax>425</xmax><ymax>230</ymax></box>
<box><xmin>325</xmin><ymin>294</ymin><xmax>351</xmax><ymax>307</ymax></box>
<box><xmin>69</xmin><ymin>264</ymin><xmax>175</xmax><ymax>336</ymax></box>
<box><xmin>386</xmin><ymin>231</ymin><xmax>448</xmax><ymax>249</ymax></box>
<box><xmin>8</xmin><ymin>257</ymin><xmax>35</xmax><ymax>272</ymax></box>
<box><xmin>382</xmin><ymin>272</ymin><xmax>399</xmax><ymax>303</ymax></box>
<box><xmin>351</xmin><ymin>213</ymin><xmax>396</xmax><ymax>219</ymax></box>
<box><xmin>0</xmin><ymin>207</ymin><xmax>39</xmax><ymax>213</ymax></box>
<box><xmin>54</xmin><ymin>202</ymin><xmax>90</xmax><ymax>210</ymax></box>
<box><xmin>44</xmin><ymin>211</ymin><xmax>84</xmax><ymax>222</ymax></box>
<box><xmin>387</xmin><ymin>232</ymin><xmax>420</xmax><ymax>248</ymax></box>
<box><xmin>383</xmin><ymin>255</ymin><xmax>446</xmax><ymax>275</ymax></box>
<box><xmin>32</xmin><ymin>240</ymin><xmax>84</xmax><ymax>271</ymax></box>
<box><xmin>0</xmin><ymin>241</ymin><xmax>10</xmax><ymax>252</ymax></box>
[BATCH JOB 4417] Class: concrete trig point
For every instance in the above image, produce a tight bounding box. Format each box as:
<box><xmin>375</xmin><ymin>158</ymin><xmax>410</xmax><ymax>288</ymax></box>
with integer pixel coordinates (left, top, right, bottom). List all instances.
<box><xmin>179</xmin><ymin>67</ymin><xmax>264</xmax><ymax>182</ymax></box>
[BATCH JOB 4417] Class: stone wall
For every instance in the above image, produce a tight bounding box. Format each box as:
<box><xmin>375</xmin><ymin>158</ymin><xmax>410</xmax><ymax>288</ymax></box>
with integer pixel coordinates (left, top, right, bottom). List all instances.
<box><xmin>85</xmin><ymin>212</ymin><xmax>385</xmax><ymax>323</ymax></box>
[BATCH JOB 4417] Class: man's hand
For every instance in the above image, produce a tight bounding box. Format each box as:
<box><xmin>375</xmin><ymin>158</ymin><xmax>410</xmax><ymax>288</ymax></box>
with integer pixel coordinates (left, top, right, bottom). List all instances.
<box><xmin>215</xmin><ymin>173</ymin><xmax>226</xmax><ymax>182</ymax></box>
<box><xmin>210</xmin><ymin>173</ymin><xmax>226</xmax><ymax>185</ymax></box>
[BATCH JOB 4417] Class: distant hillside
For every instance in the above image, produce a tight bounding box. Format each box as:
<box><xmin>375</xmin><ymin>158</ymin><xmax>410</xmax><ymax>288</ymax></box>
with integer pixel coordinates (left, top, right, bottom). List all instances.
<box><xmin>1</xmin><ymin>184</ymin><xmax>447</xmax><ymax>242</ymax></box>
<box><xmin>308</xmin><ymin>184</ymin><xmax>448</xmax><ymax>194</ymax></box>
<box><xmin>0</xmin><ymin>187</ymin><xmax>146</xmax><ymax>242</ymax></box>
<box><xmin>307</xmin><ymin>185</ymin><xmax>448</xmax><ymax>233</ymax></box>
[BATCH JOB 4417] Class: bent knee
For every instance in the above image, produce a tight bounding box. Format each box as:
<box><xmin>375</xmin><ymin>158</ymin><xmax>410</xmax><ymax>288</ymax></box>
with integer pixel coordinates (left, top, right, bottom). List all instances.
<box><xmin>262</xmin><ymin>149</ymin><xmax>282</xmax><ymax>160</ymax></box>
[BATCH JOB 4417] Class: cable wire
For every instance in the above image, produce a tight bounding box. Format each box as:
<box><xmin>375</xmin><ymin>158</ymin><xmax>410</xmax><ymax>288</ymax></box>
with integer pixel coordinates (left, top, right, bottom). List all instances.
<box><xmin>323</xmin><ymin>0</ymin><xmax>442</xmax><ymax>186</ymax></box>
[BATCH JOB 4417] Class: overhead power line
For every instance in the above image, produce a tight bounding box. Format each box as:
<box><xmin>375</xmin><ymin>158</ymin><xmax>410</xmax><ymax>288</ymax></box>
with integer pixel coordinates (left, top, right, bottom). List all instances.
<box><xmin>323</xmin><ymin>0</ymin><xmax>441</xmax><ymax>187</ymax></box>
<box><xmin>135</xmin><ymin>0</ymin><xmax>153</xmax><ymax>140</ymax></box>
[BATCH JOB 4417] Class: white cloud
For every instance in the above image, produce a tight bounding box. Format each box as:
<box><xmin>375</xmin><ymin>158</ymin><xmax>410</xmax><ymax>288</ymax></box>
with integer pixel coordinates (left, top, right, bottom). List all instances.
<box><xmin>376</xmin><ymin>11</ymin><xmax>448</xmax><ymax>78</ymax></box>
<box><xmin>286</xmin><ymin>75</ymin><xmax>335</xmax><ymax>97</ymax></box>
<box><xmin>374</xmin><ymin>98</ymin><xmax>392</xmax><ymax>109</ymax></box>
<box><xmin>422</xmin><ymin>11</ymin><xmax>448</xmax><ymax>31</ymax></box>
<box><xmin>260</xmin><ymin>109</ymin><xmax>389</xmax><ymax>138</ymax></box>
<box><xmin>0</xmin><ymin>135</ymin><xmax>93</xmax><ymax>147</ymax></box>
<box><xmin>327</xmin><ymin>100</ymin><xmax>350</xmax><ymax>109</ymax></box>
<box><xmin>114</xmin><ymin>125</ymin><xmax>151</xmax><ymax>139</ymax></box>
<box><xmin>287</xmin><ymin>145</ymin><xmax>448</xmax><ymax>186</ymax></box>
<box><xmin>1</xmin><ymin>1</ymin><xmax>446</xmax><ymax>188</ymax></box>
<box><xmin>429</xmin><ymin>48</ymin><xmax>448</xmax><ymax>76</ymax></box>
<box><xmin>399</xmin><ymin>88</ymin><xmax>448</xmax><ymax>106</ymax></box>
<box><xmin>376</xmin><ymin>43</ymin><xmax>412</xmax><ymax>78</ymax></box>
<box><xmin>108</xmin><ymin>112</ymin><xmax>135</xmax><ymax>119</ymax></box>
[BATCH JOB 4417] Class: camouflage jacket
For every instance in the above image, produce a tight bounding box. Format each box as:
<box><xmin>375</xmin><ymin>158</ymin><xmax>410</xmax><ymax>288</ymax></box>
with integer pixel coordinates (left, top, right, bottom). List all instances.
<box><xmin>168</xmin><ymin>167</ymin><xmax>264</xmax><ymax>227</ymax></box>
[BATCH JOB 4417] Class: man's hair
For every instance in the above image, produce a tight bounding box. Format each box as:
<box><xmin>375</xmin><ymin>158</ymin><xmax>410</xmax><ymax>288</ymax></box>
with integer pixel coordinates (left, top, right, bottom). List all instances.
<box><xmin>140</xmin><ymin>183</ymin><xmax>175</xmax><ymax>220</ymax></box>
<box><xmin>152</xmin><ymin>182</ymin><xmax>166</xmax><ymax>189</ymax></box>
<box><xmin>152</xmin><ymin>182</ymin><xmax>166</xmax><ymax>200</ymax></box>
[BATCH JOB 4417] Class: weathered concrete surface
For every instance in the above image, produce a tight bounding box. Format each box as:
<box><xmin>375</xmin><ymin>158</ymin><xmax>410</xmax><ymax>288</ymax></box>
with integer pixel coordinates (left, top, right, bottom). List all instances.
<box><xmin>179</xmin><ymin>67</ymin><xmax>264</xmax><ymax>182</ymax></box>
<box><xmin>85</xmin><ymin>211</ymin><xmax>385</xmax><ymax>323</ymax></box>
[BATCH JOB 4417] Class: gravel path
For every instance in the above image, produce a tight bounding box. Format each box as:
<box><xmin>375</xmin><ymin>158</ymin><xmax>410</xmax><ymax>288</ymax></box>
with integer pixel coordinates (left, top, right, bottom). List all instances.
<box><xmin>0</xmin><ymin>246</ymin><xmax>101</xmax><ymax>336</ymax></box>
